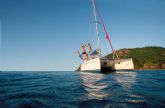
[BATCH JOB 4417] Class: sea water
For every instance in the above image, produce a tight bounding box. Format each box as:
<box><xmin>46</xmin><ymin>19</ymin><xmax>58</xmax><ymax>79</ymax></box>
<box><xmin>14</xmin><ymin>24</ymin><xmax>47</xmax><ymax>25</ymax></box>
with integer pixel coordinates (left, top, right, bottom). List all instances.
<box><xmin>0</xmin><ymin>70</ymin><xmax>165</xmax><ymax>108</ymax></box>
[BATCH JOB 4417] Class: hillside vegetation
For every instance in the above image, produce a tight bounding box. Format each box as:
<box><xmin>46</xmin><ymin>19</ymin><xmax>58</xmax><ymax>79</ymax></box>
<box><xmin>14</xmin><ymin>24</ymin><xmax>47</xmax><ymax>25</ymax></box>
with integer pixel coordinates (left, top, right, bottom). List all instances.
<box><xmin>105</xmin><ymin>46</ymin><xmax>165</xmax><ymax>70</ymax></box>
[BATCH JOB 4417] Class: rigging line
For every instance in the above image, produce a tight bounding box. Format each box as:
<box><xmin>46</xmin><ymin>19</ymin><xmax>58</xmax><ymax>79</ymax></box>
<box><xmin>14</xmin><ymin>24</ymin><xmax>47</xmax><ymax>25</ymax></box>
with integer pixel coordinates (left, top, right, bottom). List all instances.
<box><xmin>92</xmin><ymin>0</ymin><xmax>115</xmax><ymax>54</ymax></box>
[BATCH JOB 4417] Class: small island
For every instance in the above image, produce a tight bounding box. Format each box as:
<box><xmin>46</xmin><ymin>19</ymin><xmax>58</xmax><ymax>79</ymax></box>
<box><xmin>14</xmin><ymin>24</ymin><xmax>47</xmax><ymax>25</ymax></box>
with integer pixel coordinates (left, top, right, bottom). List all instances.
<box><xmin>105</xmin><ymin>46</ymin><xmax>165</xmax><ymax>70</ymax></box>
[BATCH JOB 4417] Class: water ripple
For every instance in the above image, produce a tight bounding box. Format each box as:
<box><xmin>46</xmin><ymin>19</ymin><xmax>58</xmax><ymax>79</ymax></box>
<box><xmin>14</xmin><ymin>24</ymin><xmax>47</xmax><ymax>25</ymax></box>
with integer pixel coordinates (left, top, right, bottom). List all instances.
<box><xmin>0</xmin><ymin>71</ymin><xmax>165</xmax><ymax>108</ymax></box>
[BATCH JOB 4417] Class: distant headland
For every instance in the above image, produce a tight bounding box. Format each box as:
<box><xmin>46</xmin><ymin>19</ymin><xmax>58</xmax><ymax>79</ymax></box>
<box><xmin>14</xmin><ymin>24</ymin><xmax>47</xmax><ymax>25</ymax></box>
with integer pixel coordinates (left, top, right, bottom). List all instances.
<box><xmin>105</xmin><ymin>46</ymin><xmax>165</xmax><ymax>70</ymax></box>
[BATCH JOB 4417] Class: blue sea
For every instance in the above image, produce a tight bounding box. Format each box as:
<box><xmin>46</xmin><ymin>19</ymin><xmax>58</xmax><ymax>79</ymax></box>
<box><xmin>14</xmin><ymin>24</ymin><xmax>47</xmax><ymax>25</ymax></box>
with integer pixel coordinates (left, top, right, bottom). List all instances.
<box><xmin>0</xmin><ymin>70</ymin><xmax>165</xmax><ymax>108</ymax></box>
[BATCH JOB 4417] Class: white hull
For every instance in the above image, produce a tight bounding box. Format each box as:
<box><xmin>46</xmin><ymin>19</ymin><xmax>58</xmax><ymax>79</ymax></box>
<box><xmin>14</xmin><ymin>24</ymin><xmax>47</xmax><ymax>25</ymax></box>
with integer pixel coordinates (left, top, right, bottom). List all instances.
<box><xmin>80</xmin><ymin>57</ymin><xmax>134</xmax><ymax>72</ymax></box>
<box><xmin>80</xmin><ymin>57</ymin><xmax>101</xmax><ymax>71</ymax></box>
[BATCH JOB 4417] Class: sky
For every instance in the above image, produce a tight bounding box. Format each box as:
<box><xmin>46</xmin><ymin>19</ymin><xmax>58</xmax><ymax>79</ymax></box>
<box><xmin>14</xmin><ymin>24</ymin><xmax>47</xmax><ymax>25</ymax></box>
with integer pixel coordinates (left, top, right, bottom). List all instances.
<box><xmin>0</xmin><ymin>0</ymin><xmax>165</xmax><ymax>71</ymax></box>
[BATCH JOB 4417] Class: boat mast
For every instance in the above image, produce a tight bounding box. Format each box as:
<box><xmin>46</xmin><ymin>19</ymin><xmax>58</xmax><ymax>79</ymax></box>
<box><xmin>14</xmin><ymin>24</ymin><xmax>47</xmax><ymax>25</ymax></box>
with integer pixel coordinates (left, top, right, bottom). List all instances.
<box><xmin>92</xmin><ymin>0</ymin><xmax>119</xmax><ymax>59</ymax></box>
<box><xmin>91</xmin><ymin>0</ymin><xmax>101</xmax><ymax>56</ymax></box>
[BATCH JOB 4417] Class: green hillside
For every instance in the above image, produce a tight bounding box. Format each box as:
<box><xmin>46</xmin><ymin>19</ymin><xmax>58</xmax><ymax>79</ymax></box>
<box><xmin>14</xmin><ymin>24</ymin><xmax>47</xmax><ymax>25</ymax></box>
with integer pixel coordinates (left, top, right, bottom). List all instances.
<box><xmin>105</xmin><ymin>46</ymin><xmax>165</xmax><ymax>70</ymax></box>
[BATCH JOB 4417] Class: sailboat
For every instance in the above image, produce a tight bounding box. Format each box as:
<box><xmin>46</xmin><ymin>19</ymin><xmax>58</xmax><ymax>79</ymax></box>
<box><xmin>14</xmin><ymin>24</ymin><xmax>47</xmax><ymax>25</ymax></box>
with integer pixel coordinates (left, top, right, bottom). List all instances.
<box><xmin>76</xmin><ymin>0</ymin><xmax>134</xmax><ymax>72</ymax></box>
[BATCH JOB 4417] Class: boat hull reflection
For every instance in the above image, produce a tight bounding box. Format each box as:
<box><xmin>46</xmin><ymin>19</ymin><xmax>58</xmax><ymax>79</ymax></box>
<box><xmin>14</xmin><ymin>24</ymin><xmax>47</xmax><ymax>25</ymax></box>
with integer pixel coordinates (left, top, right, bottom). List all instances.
<box><xmin>80</xmin><ymin>72</ymin><xmax>109</xmax><ymax>100</ymax></box>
